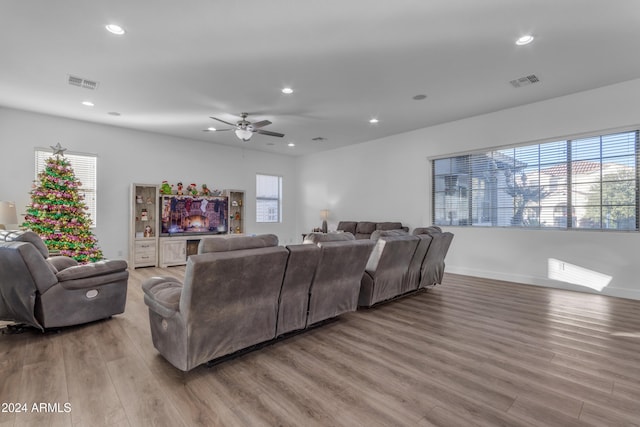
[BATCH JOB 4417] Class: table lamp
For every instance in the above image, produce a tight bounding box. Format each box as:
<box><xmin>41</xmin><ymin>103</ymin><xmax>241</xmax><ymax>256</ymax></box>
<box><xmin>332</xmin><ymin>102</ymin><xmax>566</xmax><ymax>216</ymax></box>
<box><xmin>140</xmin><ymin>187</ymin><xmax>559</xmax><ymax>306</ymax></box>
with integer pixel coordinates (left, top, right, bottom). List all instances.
<box><xmin>0</xmin><ymin>201</ymin><xmax>19</xmax><ymax>230</ymax></box>
<box><xmin>320</xmin><ymin>209</ymin><xmax>329</xmax><ymax>233</ymax></box>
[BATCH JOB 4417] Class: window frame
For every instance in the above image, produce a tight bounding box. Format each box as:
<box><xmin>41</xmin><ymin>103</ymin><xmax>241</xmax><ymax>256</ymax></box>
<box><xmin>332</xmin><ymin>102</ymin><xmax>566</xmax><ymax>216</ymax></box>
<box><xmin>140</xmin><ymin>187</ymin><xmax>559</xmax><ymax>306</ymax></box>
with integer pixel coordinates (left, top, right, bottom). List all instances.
<box><xmin>256</xmin><ymin>173</ymin><xmax>282</xmax><ymax>223</ymax></box>
<box><xmin>431</xmin><ymin>127</ymin><xmax>639</xmax><ymax>231</ymax></box>
<box><xmin>34</xmin><ymin>148</ymin><xmax>98</xmax><ymax>227</ymax></box>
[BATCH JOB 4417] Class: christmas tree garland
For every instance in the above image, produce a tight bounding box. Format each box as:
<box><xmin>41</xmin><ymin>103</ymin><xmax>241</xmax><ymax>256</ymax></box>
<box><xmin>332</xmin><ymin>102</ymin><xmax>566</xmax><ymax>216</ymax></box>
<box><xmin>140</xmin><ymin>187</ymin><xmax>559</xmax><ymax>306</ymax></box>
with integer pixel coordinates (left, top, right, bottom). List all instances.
<box><xmin>22</xmin><ymin>149</ymin><xmax>103</xmax><ymax>263</ymax></box>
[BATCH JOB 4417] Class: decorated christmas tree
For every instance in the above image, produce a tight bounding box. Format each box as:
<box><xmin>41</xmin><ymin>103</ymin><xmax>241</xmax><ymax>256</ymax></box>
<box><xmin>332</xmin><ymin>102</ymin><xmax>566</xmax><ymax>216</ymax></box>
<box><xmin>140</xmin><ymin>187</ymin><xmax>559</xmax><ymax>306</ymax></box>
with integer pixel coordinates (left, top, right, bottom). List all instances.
<box><xmin>22</xmin><ymin>144</ymin><xmax>103</xmax><ymax>263</ymax></box>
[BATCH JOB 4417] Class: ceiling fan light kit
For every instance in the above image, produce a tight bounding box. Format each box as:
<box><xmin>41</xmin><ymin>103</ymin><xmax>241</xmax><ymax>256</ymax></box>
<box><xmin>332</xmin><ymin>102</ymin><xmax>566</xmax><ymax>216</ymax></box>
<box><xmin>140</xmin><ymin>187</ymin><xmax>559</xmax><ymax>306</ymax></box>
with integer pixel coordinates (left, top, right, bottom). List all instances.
<box><xmin>235</xmin><ymin>128</ymin><xmax>253</xmax><ymax>141</ymax></box>
<box><xmin>209</xmin><ymin>112</ymin><xmax>284</xmax><ymax>142</ymax></box>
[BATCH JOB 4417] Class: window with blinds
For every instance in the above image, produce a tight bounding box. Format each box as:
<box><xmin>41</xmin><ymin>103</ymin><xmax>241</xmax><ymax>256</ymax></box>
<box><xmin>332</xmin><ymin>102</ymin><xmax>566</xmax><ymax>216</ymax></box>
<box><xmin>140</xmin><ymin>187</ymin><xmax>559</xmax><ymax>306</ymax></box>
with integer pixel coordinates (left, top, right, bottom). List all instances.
<box><xmin>432</xmin><ymin>129</ymin><xmax>638</xmax><ymax>231</ymax></box>
<box><xmin>256</xmin><ymin>174</ymin><xmax>282</xmax><ymax>223</ymax></box>
<box><xmin>35</xmin><ymin>149</ymin><xmax>98</xmax><ymax>227</ymax></box>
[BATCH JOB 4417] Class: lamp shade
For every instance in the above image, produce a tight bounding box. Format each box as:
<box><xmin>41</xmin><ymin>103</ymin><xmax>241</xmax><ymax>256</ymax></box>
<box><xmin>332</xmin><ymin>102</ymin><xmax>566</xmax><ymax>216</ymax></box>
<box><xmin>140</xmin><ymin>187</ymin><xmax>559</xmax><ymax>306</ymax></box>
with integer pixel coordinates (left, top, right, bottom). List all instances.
<box><xmin>0</xmin><ymin>201</ymin><xmax>18</xmax><ymax>227</ymax></box>
<box><xmin>320</xmin><ymin>209</ymin><xmax>329</xmax><ymax>233</ymax></box>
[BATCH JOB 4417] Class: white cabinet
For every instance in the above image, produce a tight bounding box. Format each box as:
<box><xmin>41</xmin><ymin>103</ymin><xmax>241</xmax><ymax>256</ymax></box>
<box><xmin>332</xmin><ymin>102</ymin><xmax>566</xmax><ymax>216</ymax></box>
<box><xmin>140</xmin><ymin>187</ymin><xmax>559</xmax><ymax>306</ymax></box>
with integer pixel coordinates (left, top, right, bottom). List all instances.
<box><xmin>130</xmin><ymin>184</ymin><xmax>159</xmax><ymax>268</ymax></box>
<box><xmin>159</xmin><ymin>238</ymin><xmax>187</xmax><ymax>267</ymax></box>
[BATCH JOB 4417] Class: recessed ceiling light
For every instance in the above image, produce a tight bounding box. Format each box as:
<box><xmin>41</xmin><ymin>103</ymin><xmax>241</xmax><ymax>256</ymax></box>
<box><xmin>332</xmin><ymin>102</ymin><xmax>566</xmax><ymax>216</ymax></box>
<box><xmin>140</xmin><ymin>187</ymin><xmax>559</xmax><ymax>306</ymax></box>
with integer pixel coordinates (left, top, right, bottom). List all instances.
<box><xmin>281</xmin><ymin>87</ymin><xmax>293</xmax><ymax>94</ymax></box>
<box><xmin>82</xmin><ymin>101</ymin><xmax>94</xmax><ymax>107</ymax></box>
<box><xmin>413</xmin><ymin>94</ymin><xmax>427</xmax><ymax>100</ymax></box>
<box><xmin>105</xmin><ymin>24</ymin><xmax>126</xmax><ymax>35</ymax></box>
<box><xmin>287</xmin><ymin>143</ymin><xmax>295</xmax><ymax>147</ymax></box>
<box><xmin>516</xmin><ymin>35</ymin><xmax>534</xmax><ymax>46</ymax></box>
<box><xmin>207</xmin><ymin>127</ymin><xmax>217</xmax><ymax>132</ymax></box>
<box><xmin>107</xmin><ymin>111</ymin><xmax>121</xmax><ymax>116</ymax></box>
<box><xmin>369</xmin><ymin>118</ymin><xmax>379</xmax><ymax>124</ymax></box>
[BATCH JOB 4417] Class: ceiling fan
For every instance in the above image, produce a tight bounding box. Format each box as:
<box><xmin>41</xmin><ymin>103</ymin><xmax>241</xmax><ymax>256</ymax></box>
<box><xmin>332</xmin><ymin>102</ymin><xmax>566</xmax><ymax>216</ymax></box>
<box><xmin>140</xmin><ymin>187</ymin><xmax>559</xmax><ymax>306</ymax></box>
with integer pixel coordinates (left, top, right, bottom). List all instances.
<box><xmin>205</xmin><ymin>112</ymin><xmax>284</xmax><ymax>142</ymax></box>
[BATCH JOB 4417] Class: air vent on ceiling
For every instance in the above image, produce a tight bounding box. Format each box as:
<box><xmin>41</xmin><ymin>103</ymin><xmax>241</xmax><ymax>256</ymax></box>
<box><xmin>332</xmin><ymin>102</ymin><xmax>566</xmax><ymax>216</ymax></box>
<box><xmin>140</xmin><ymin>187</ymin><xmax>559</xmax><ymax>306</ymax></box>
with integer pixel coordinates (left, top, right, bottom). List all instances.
<box><xmin>509</xmin><ymin>74</ymin><xmax>539</xmax><ymax>88</ymax></box>
<box><xmin>68</xmin><ymin>75</ymin><xmax>99</xmax><ymax>90</ymax></box>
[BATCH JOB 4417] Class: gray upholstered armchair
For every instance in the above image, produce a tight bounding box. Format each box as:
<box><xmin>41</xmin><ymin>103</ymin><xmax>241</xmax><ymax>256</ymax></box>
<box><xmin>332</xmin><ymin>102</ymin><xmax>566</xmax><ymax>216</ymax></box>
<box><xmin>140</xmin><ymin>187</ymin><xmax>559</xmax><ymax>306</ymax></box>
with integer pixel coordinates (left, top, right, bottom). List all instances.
<box><xmin>0</xmin><ymin>230</ymin><xmax>128</xmax><ymax>330</ymax></box>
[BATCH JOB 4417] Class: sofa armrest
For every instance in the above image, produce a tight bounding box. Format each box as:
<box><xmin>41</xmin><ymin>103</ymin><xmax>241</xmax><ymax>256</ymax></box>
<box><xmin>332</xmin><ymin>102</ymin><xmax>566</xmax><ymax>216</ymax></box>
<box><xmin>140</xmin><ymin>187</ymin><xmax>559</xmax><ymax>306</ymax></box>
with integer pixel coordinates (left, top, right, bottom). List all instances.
<box><xmin>142</xmin><ymin>276</ymin><xmax>183</xmax><ymax>318</ymax></box>
<box><xmin>56</xmin><ymin>259</ymin><xmax>128</xmax><ymax>281</ymax></box>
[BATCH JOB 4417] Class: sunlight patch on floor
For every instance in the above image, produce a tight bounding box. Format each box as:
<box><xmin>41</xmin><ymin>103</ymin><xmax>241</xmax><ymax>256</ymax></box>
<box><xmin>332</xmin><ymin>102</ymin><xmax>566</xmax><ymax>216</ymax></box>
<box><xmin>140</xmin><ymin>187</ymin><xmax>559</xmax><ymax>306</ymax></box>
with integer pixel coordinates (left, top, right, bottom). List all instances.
<box><xmin>547</xmin><ymin>258</ymin><xmax>612</xmax><ymax>292</ymax></box>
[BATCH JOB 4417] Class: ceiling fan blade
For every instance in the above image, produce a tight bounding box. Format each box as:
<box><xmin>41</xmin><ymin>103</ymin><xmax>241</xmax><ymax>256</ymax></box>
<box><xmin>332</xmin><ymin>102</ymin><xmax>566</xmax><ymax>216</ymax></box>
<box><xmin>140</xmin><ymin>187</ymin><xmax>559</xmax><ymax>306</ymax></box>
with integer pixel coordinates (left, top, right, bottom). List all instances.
<box><xmin>202</xmin><ymin>128</ymin><xmax>233</xmax><ymax>132</ymax></box>
<box><xmin>251</xmin><ymin>120</ymin><xmax>272</xmax><ymax>129</ymax></box>
<box><xmin>255</xmin><ymin>129</ymin><xmax>285</xmax><ymax>138</ymax></box>
<box><xmin>210</xmin><ymin>116</ymin><xmax>237</xmax><ymax>127</ymax></box>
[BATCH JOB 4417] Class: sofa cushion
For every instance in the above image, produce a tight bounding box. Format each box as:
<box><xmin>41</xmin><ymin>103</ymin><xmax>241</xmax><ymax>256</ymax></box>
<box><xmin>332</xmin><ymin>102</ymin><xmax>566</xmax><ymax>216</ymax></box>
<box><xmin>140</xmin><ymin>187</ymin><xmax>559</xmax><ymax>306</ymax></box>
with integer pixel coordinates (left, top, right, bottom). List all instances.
<box><xmin>355</xmin><ymin>222</ymin><xmax>376</xmax><ymax>235</ymax></box>
<box><xmin>376</xmin><ymin>222</ymin><xmax>403</xmax><ymax>231</ymax></box>
<box><xmin>303</xmin><ymin>232</ymin><xmax>355</xmax><ymax>244</ymax></box>
<box><xmin>198</xmin><ymin>234</ymin><xmax>278</xmax><ymax>253</ymax></box>
<box><xmin>47</xmin><ymin>256</ymin><xmax>79</xmax><ymax>272</ymax></box>
<box><xmin>336</xmin><ymin>221</ymin><xmax>357</xmax><ymax>235</ymax></box>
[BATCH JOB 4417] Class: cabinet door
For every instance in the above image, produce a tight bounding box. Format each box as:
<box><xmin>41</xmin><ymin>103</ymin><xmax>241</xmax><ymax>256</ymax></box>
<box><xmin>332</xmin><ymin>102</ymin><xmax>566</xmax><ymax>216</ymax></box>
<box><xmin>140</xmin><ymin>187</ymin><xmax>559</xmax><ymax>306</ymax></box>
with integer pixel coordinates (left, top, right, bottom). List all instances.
<box><xmin>161</xmin><ymin>240</ymin><xmax>186</xmax><ymax>267</ymax></box>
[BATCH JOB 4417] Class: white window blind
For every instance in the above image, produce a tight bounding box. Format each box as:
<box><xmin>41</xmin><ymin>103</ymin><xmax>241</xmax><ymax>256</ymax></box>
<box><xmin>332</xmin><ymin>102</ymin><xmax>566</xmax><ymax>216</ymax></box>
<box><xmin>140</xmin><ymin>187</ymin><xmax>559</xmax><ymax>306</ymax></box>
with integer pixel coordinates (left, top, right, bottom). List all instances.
<box><xmin>256</xmin><ymin>174</ymin><xmax>282</xmax><ymax>223</ymax></box>
<box><xmin>432</xmin><ymin>130</ymin><xmax>638</xmax><ymax>231</ymax></box>
<box><xmin>35</xmin><ymin>149</ymin><xmax>98</xmax><ymax>227</ymax></box>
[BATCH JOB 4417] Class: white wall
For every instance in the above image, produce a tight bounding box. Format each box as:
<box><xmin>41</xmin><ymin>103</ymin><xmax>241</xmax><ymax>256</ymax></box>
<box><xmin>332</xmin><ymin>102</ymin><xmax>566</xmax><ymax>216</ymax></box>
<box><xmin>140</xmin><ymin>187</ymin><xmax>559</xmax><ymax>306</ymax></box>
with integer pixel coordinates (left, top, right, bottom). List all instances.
<box><xmin>0</xmin><ymin>107</ymin><xmax>299</xmax><ymax>260</ymax></box>
<box><xmin>296</xmin><ymin>78</ymin><xmax>640</xmax><ymax>300</ymax></box>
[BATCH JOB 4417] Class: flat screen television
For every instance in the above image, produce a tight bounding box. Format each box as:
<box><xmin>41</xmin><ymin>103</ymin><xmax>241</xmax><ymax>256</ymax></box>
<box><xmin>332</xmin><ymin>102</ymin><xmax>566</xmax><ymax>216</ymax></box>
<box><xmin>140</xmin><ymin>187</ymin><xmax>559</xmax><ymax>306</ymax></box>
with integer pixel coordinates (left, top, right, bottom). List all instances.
<box><xmin>160</xmin><ymin>195</ymin><xmax>228</xmax><ymax>236</ymax></box>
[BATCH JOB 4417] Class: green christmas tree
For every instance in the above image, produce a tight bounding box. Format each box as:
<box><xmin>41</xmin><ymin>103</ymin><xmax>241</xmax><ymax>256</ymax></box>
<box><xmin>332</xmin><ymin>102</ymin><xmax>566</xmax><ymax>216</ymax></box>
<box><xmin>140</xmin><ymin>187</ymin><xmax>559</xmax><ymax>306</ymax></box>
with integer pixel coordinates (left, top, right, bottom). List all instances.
<box><xmin>22</xmin><ymin>145</ymin><xmax>103</xmax><ymax>263</ymax></box>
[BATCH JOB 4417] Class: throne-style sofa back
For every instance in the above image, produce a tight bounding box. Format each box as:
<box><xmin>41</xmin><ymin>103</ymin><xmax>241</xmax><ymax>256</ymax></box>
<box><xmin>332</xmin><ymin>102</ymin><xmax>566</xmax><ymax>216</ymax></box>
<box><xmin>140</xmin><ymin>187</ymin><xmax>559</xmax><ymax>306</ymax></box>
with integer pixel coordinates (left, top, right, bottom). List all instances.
<box><xmin>143</xmin><ymin>234</ymin><xmax>288</xmax><ymax>371</ymax></box>
<box><xmin>0</xmin><ymin>230</ymin><xmax>128</xmax><ymax>330</ymax></box>
<box><xmin>276</xmin><ymin>243</ymin><xmax>320</xmax><ymax>336</ymax></box>
<box><xmin>413</xmin><ymin>227</ymin><xmax>454</xmax><ymax>288</ymax></box>
<box><xmin>305</xmin><ymin>237</ymin><xmax>375</xmax><ymax>326</ymax></box>
<box><xmin>358</xmin><ymin>231</ymin><xmax>420</xmax><ymax>307</ymax></box>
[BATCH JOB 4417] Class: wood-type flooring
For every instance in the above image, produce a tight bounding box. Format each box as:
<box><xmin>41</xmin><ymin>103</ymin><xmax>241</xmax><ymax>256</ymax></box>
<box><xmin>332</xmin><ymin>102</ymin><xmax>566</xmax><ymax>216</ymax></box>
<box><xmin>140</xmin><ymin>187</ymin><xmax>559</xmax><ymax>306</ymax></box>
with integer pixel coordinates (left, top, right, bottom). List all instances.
<box><xmin>1</xmin><ymin>269</ymin><xmax>640</xmax><ymax>426</ymax></box>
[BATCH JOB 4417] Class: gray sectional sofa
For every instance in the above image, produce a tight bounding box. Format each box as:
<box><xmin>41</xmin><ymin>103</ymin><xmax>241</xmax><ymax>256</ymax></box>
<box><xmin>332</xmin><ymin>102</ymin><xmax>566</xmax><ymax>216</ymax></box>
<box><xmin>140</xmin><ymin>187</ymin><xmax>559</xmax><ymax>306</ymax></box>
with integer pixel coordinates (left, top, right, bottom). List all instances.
<box><xmin>337</xmin><ymin>221</ymin><xmax>408</xmax><ymax>239</ymax></box>
<box><xmin>143</xmin><ymin>234</ymin><xmax>374</xmax><ymax>371</ymax></box>
<box><xmin>142</xmin><ymin>227</ymin><xmax>452</xmax><ymax>371</ymax></box>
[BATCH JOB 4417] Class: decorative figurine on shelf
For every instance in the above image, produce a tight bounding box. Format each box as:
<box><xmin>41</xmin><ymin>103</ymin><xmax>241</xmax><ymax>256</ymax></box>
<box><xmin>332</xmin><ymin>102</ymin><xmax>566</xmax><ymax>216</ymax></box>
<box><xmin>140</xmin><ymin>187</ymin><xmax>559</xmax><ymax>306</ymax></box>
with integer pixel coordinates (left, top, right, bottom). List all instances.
<box><xmin>235</xmin><ymin>211</ymin><xmax>241</xmax><ymax>221</ymax></box>
<box><xmin>144</xmin><ymin>225</ymin><xmax>153</xmax><ymax>237</ymax></box>
<box><xmin>136</xmin><ymin>194</ymin><xmax>143</xmax><ymax>204</ymax></box>
<box><xmin>160</xmin><ymin>180</ymin><xmax>172</xmax><ymax>195</ymax></box>
<box><xmin>141</xmin><ymin>209</ymin><xmax>149</xmax><ymax>221</ymax></box>
<box><xmin>232</xmin><ymin>200</ymin><xmax>238</xmax><ymax>207</ymax></box>
<box><xmin>188</xmin><ymin>183</ymin><xmax>198</xmax><ymax>196</ymax></box>
<box><xmin>176</xmin><ymin>182</ymin><xmax>184</xmax><ymax>196</ymax></box>
<box><xmin>235</xmin><ymin>226</ymin><xmax>241</xmax><ymax>233</ymax></box>
<box><xmin>201</xmin><ymin>183</ymin><xmax>211</xmax><ymax>196</ymax></box>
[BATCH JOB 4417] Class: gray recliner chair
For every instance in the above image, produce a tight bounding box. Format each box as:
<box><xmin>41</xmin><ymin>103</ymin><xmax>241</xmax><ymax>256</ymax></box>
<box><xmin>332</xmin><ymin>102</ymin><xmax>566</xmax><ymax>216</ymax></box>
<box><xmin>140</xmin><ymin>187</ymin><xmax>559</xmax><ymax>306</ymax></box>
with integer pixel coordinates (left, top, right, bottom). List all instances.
<box><xmin>0</xmin><ymin>230</ymin><xmax>128</xmax><ymax>330</ymax></box>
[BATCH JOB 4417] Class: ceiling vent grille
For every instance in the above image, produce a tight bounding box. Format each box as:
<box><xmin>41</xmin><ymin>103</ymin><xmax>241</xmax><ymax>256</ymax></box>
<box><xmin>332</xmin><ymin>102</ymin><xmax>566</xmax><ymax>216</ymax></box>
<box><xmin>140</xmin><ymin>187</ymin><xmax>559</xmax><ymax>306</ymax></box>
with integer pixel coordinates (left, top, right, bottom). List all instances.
<box><xmin>68</xmin><ymin>75</ymin><xmax>99</xmax><ymax>90</ymax></box>
<box><xmin>510</xmin><ymin>74</ymin><xmax>539</xmax><ymax>88</ymax></box>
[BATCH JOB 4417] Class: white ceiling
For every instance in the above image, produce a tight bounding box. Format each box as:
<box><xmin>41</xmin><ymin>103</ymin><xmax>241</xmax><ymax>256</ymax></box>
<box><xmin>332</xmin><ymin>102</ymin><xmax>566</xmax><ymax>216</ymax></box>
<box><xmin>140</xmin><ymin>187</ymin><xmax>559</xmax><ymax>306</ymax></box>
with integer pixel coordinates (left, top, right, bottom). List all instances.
<box><xmin>2</xmin><ymin>1</ymin><xmax>640</xmax><ymax>156</ymax></box>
